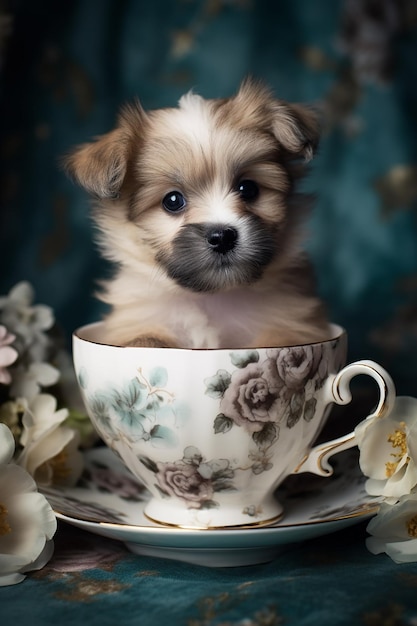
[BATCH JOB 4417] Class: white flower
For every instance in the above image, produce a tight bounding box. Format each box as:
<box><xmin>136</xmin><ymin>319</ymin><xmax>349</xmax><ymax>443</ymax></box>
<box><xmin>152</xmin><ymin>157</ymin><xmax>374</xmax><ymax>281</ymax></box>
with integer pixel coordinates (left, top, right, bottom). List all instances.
<box><xmin>17</xmin><ymin>394</ymin><xmax>84</xmax><ymax>487</ymax></box>
<box><xmin>9</xmin><ymin>362</ymin><xmax>60</xmax><ymax>401</ymax></box>
<box><xmin>355</xmin><ymin>396</ymin><xmax>417</xmax><ymax>500</ymax></box>
<box><xmin>0</xmin><ymin>326</ymin><xmax>18</xmax><ymax>385</ymax></box>
<box><xmin>366</xmin><ymin>495</ymin><xmax>417</xmax><ymax>563</ymax></box>
<box><xmin>0</xmin><ymin>423</ymin><xmax>57</xmax><ymax>585</ymax></box>
<box><xmin>0</xmin><ymin>282</ymin><xmax>54</xmax><ymax>363</ymax></box>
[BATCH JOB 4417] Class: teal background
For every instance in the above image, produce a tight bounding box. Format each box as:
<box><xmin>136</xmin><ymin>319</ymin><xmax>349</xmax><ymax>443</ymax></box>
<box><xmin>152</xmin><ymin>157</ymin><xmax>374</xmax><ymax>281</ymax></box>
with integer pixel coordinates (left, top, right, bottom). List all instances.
<box><xmin>0</xmin><ymin>0</ymin><xmax>416</xmax><ymax>397</ymax></box>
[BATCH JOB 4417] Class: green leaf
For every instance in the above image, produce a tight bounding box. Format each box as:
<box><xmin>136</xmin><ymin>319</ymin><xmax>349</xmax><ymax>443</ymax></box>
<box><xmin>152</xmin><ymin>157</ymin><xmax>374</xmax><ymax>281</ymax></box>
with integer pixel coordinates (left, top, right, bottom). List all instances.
<box><xmin>78</xmin><ymin>367</ymin><xmax>89</xmax><ymax>390</ymax></box>
<box><xmin>214</xmin><ymin>413</ymin><xmax>233</xmax><ymax>434</ymax></box>
<box><xmin>149</xmin><ymin>366</ymin><xmax>168</xmax><ymax>388</ymax></box>
<box><xmin>139</xmin><ymin>456</ymin><xmax>159</xmax><ymax>473</ymax></box>
<box><xmin>304</xmin><ymin>397</ymin><xmax>317</xmax><ymax>422</ymax></box>
<box><xmin>252</xmin><ymin>422</ymin><xmax>279</xmax><ymax>448</ymax></box>
<box><xmin>113</xmin><ymin>378</ymin><xmax>147</xmax><ymax>412</ymax></box>
<box><xmin>287</xmin><ymin>391</ymin><xmax>305</xmax><ymax>428</ymax></box>
<box><xmin>149</xmin><ymin>424</ymin><xmax>178</xmax><ymax>447</ymax></box>
<box><xmin>251</xmin><ymin>461</ymin><xmax>273</xmax><ymax>475</ymax></box>
<box><xmin>229</xmin><ymin>350</ymin><xmax>259</xmax><ymax>368</ymax></box>
<box><xmin>199</xmin><ymin>499</ymin><xmax>219</xmax><ymax>510</ymax></box>
<box><xmin>197</xmin><ymin>462</ymin><xmax>213</xmax><ymax>479</ymax></box>
<box><xmin>204</xmin><ymin>370</ymin><xmax>232</xmax><ymax>398</ymax></box>
<box><xmin>212</xmin><ymin>478</ymin><xmax>237</xmax><ymax>492</ymax></box>
<box><xmin>183</xmin><ymin>446</ymin><xmax>203</xmax><ymax>464</ymax></box>
<box><xmin>64</xmin><ymin>410</ymin><xmax>96</xmax><ymax>447</ymax></box>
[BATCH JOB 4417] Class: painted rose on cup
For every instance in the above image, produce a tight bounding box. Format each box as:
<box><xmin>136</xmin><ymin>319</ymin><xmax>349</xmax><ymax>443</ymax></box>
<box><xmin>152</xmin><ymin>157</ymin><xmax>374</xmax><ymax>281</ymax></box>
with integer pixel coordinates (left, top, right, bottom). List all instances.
<box><xmin>276</xmin><ymin>344</ymin><xmax>323</xmax><ymax>389</ymax></box>
<box><xmin>208</xmin><ymin>344</ymin><xmax>328</xmax><ymax>443</ymax></box>
<box><xmin>215</xmin><ymin>359</ymin><xmax>284</xmax><ymax>435</ymax></box>
<box><xmin>140</xmin><ymin>446</ymin><xmax>236</xmax><ymax>511</ymax></box>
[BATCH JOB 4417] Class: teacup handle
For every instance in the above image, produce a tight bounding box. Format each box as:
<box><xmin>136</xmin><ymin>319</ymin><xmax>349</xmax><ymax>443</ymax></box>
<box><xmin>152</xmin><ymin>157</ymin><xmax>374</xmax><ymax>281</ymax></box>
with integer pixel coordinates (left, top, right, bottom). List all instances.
<box><xmin>294</xmin><ymin>359</ymin><xmax>396</xmax><ymax>476</ymax></box>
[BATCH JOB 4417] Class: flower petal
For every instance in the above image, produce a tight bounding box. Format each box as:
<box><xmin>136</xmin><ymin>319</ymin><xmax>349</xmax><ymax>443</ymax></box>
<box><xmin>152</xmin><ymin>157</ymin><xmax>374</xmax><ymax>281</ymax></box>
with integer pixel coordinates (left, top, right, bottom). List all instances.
<box><xmin>408</xmin><ymin>421</ymin><xmax>417</xmax><ymax>462</ymax></box>
<box><xmin>357</xmin><ymin>416</ymin><xmax>405</xmax><ymax>480</ymax></box>
<box><xmin>356</xmin><ymin>396</ymin><xmax>417</xmax><ymax>499</ymax></box>
<box><xmin>20</xmin><ymin>539</ymin><xmax>55</xmax><ymax>574</ymax></box>
<box><xmin>0</xmin><ymin>423</ymin><xmax>15</xmax><ymax>464</ymax></box>
<box><xmin>0</xmin><ymin>439</ymin><xmax>57</xmax><ymax>586</ymax></box>
<box><xmin>9</xmin><ymin>367</ymin><xmax>40</xmax><ymax>401</ymax></box>
<box><xmin>382</xmin><ymin>538</ymin><xmax>417</xmax><ymax>564</ymax></box>
<box><xmin>365</xmin><ymin>493</ymin><xmax>417</xmax><ymax>563</ymax></box>
<box><xmin>0</xmin><ymin>346</ymin><xmax>18</xmax><ymax>368</ymax></box>
<box><xmin>31</xmin><ymin>305</ymin><xmax>54</xmax><ymax>331</ymax></box>
<box><xmin>0</xmin><ymin>489</ymin><xmax>56</xmax><ymax>564</ymax></box>
<box><xmin>391</xmin><ymin>397</ymin><xmax>417</xmax><ymax>427</ymax></box>
<box><xmin>28</xmin><ymin>362</ymin><xmax>60</xmax><ymax>387</ymax></box>
<box><xmin>0</xmin><ymin>369</ymin><xmax>12</xmax><ymax>385</ymax></box>
<box><xmin>0</xmin><ymin>326</ymin><xmax>16</xmax><ymax>346</ymax></box>
<box><xmin>0</xmin><ymin>572</ymin><xmax>26</xmax><ymax>586</ymax></box>
<box><xmin>0</xmin><ymin>463</ymin><xmax>38</xmax><ymax>500</ymax></box>
<box><xmin>21</xmin><ymin>394</ymin><xmax>69</xmax><ymax>445</ymax></box>
<box><xmin>8</xmin><ymin>281</ymin><xmax>34</xmax><ymax>306</ymax></box>
<box><xmin>367</xmin><ymin>533</ymin><xmax>417</xmax><ymax>563</ymax></box>
<box><xmin>18</xmin><ymin>426</ymin><xmax>82</xmax><ymax>487</ymax></box>
<box><xmin>18</xmin><ymin>427</ymin><xmax>74</xmax><ymax>477</ymax></box>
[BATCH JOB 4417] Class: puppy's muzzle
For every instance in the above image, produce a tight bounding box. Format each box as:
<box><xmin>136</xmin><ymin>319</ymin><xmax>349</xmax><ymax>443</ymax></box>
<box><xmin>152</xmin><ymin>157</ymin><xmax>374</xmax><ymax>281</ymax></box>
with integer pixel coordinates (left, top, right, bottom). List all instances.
<box><xmin>157</xmin><ymin>218</ymin><xmax>276</xmax><ymax>293</ymax></box>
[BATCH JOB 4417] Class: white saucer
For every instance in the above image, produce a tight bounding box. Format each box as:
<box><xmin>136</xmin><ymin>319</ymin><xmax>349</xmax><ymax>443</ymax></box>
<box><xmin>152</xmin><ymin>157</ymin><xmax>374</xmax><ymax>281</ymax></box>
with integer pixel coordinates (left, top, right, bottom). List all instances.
<box><xmin>42</xmin><ymin>447</ymin><xmax>381</xmax><ymax>567</ymax></box>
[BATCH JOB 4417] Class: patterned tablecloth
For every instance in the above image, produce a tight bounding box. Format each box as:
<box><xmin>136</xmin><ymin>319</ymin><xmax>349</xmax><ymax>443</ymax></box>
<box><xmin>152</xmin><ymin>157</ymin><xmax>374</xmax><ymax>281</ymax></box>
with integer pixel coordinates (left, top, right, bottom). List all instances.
<box><xmin>2</xmin><ymin>518</ymin><xmax>417</xmax><ymax>626</ymax></box>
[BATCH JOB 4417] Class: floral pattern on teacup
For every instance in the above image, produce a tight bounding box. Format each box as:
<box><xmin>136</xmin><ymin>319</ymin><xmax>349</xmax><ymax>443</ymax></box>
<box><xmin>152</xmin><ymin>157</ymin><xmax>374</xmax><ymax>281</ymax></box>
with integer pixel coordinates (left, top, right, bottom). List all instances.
<box><xmin>206</xmin><ymin>345</ymin><xmax>329</xmax><ymax>444</ymax></box>
<box><xmin>80</xmin><ymin>366</ymin><xmax>189</xmax><ymax>449</ymax></box>
<box><xmin>78</xmin><ymin>339</ymin><xmax>344</xmax><ymax>515</ymax></box>
<box><xmin>139</xmin><ymin>445</ymin><xmax>235</xmax><ymax>511</ymax></box>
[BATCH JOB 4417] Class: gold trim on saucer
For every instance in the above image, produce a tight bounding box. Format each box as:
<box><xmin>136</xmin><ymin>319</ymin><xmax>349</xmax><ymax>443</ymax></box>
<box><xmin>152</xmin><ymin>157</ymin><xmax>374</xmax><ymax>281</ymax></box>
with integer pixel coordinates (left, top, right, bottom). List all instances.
<box><xmin>142</xmin><ymin>511</ymin><xmax>284</xmax><ymax>531</ymax></box>
<box><xmin>53</xmin><ymin>500</ymin><xmax>380</xmax><ymax>533</ymax></box>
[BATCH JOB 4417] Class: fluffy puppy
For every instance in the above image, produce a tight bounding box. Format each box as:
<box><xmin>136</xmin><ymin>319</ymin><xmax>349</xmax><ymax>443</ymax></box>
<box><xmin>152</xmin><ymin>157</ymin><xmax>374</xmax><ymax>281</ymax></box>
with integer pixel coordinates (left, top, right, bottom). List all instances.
<box><xmin>65</xmin><ymin>80</ymin><xmax>328</xmax><ymax>349</ymax></box>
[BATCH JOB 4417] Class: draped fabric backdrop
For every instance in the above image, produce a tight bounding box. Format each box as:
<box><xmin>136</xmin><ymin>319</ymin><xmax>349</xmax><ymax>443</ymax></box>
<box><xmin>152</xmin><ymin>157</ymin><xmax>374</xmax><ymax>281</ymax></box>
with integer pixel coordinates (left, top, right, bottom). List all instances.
<box><xmin>1</xmin><ymin>0</ymin><xmax>417</xmax><ymax>394</ymax></box>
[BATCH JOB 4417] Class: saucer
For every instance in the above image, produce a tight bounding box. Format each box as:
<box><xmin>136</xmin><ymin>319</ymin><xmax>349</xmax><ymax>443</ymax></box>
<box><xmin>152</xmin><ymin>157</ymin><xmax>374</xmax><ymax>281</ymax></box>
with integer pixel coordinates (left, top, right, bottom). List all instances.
<box><xmin>42</xmin><ymin>447</ymin><xmax>381</xmax><ymax>567</ymax></box>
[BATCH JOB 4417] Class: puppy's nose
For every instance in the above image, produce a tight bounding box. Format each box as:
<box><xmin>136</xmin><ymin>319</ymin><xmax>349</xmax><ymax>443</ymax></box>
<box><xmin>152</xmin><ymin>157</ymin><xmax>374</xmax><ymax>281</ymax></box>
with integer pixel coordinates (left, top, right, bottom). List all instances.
<box><xmin>207</xmin><ymin>226</ymin><xmax>238</xmax><ymax>253</ymax></box>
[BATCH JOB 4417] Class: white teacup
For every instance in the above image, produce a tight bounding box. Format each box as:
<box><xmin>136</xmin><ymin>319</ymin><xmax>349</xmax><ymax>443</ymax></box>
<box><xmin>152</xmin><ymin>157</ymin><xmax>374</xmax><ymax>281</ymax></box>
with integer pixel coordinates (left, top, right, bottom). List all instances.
<box><xmin>73</xmin><ymin>323</ymin><xmax>395</xmax><ymax>529</ymax></box>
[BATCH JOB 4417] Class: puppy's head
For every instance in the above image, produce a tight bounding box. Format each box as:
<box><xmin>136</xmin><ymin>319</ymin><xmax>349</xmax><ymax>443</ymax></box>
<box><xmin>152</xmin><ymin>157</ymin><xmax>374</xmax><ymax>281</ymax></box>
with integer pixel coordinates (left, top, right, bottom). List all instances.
<box><xmin>65</xmin><ymin>80</ymin><xmax>319</xmax><ymax>293</ymax></box>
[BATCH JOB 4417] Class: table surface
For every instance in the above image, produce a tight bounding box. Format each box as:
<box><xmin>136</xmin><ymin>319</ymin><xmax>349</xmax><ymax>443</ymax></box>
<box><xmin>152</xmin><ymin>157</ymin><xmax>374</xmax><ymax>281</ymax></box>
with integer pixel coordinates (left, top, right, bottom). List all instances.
<box><xmin>2</xmin><ymin>515</ymin><xmax>417</xmax><ymax>626</ymax></box>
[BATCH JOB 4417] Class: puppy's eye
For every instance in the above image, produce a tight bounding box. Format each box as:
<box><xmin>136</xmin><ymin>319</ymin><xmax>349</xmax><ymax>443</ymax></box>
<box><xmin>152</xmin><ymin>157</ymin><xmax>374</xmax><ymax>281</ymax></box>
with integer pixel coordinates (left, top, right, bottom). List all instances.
<box><xmin>162</xmin><ymin>191</ymin><xmax>187</xmax><ymax>214</ymax></box>
<box><xmin>237</xmin><ymin>180</ymin><xmax>259</xmax><ymax>201</ymax></box>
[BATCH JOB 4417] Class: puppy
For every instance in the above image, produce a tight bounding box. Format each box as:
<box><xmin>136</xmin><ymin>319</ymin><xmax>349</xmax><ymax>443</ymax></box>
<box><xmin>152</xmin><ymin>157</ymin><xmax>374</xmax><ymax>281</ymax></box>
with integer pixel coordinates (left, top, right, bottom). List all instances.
<box><xmin>65</xmin><ymin>80</ymin><xmax>328</xmax><ymax>349</ymax></box>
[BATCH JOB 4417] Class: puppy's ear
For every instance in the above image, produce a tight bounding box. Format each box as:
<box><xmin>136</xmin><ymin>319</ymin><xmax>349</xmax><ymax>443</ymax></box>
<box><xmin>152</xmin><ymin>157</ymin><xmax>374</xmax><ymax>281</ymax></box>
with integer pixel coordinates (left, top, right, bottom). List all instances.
<box><xmin>64</xmin><ymin>129</ymin><xmax>128</xmax><ymax>198</ymax></box>
<box><xmin>233</xmin><ymin>80</ymin><xmax>320</xmax><ymax>162</ymax></box>
<box><xmin>271</xmin><ymin>101</ymin><xmax>320</xmax><ymax>162</ymax></box>
<box><xmin>64</xmin><ymin>101</ymin><xmax>147</xmax><ymax>198</ymax></box>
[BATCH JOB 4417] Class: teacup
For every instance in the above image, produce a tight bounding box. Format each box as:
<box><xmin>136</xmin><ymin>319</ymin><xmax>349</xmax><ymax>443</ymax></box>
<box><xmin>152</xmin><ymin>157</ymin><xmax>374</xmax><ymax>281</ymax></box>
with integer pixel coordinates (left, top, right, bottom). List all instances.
<box><xmin>73</xmin><ymin>323</ymin><xmax>396</xmax><ymax>529</ymax></box>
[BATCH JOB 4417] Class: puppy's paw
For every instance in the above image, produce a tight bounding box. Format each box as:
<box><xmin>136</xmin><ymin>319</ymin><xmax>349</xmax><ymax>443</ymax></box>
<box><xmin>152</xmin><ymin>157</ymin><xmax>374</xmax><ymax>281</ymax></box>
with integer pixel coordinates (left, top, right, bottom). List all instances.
<box><xmin>124</xmin><ymin>335</ymin><xmax>179</xmax><ymax>348</ymax></box>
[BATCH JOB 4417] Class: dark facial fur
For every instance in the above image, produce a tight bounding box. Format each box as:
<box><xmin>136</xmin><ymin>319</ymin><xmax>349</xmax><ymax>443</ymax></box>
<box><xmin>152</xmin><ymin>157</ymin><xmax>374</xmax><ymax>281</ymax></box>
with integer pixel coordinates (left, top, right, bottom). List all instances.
<box><xmin>156</xmin><ymin>216</ymin><xmax>277</xmax><ymax>292</ymax></box>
